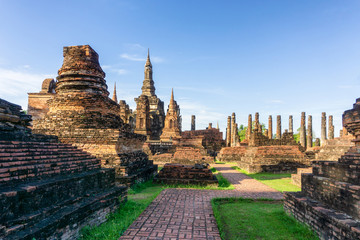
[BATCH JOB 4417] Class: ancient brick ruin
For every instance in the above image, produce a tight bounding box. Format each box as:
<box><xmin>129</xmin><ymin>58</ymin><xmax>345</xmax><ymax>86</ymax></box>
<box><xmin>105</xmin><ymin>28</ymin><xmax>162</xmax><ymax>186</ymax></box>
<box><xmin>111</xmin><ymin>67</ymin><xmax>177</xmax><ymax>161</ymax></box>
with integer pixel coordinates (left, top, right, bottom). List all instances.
<box><xmin>284</xmin><ymin>97</ymin><xmax>360</xmax><ymax>240</ymax></box>
<box><xmin>31</xmin><ymin>45</ymin><xmax>157</xmax><ymax>185</ymax></box>
<box><xmin>218</xmin><ymin>112</ymin><xmax>310</xmax><ymax>173</ymax></box>
<box><xmin>134</xmin><ymin>50</ymin><xmax>165</xmax><ymax>140</ymax></box>
<box><xmin>160</xmin><ymin>89</ymin><xmax>182</xmax><ymax>141</ymax></box>
<box><xmin>0</xmin><ymin>98</ymin><xmax>126</xmax><ymax>239</ymax></box>
<box><xmin>27</xmin><ymin>78</ymin><xmax>56</xmax><ymax>121</ymax></box>
<box><xmin>154</xmin><ymin>163</ymin><xmax>218</xmax><ymax>185</ymax></box>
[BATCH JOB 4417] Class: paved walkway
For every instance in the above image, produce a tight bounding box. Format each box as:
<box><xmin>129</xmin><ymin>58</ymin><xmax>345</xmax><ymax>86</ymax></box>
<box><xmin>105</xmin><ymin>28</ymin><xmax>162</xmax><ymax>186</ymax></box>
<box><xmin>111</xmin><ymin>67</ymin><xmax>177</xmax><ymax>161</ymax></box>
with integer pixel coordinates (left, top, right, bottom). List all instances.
<box><xmin>119</xmin><ymin>164</ymin><xmax>283</xmax><ymax>240</ymax></box>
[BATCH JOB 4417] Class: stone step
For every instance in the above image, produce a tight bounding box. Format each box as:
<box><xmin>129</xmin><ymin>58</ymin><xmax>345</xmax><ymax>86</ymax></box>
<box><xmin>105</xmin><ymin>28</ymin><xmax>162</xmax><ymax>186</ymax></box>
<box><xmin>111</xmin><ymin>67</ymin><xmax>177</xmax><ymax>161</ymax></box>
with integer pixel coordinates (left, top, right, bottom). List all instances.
<box><xmin>284</xmin><ymin>191</ymin><xmax>360</xmax><ymax>240</ymax></box>
<box><xmin>2</xmin><ymin>184</ymin><xmax>126</xmax><ymax>240</ymax></box>
<box><xmin>312</xmin><ymin>161</ymin><xmax>360</xmax><ymax>185</ymax></box>
<box><xmin>0</xmin><ymin>169</ymin><xmax>118</xmax><ymax>227</ymax></box>
<box><xmin>301</xmin><ymin>173</ymin><xmax>360</xmax><ymax>220</ymax></box>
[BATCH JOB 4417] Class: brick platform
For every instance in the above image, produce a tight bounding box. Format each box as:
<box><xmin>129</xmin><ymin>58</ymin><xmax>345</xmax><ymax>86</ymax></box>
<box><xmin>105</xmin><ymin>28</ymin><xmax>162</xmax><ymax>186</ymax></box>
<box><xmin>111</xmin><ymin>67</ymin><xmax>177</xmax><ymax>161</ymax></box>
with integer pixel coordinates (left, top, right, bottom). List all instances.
<box><xmin>284</xmin><ymin>97</ymin><xmax>360</xmax><ymax>240</ymax></box>
<box><xmin>120</xmin><ymin>164</ymin><xmax>282</xmax><ymax>240</ymax></box>
<box><xmin>154</xmin><ymin>163</ymin><xmax>218</xmax><ymax>185</ymax></box>
<box><xmin>0</xmin><ymin>98</ymin><xmax>126</xmax><ymax>240</ymax></box>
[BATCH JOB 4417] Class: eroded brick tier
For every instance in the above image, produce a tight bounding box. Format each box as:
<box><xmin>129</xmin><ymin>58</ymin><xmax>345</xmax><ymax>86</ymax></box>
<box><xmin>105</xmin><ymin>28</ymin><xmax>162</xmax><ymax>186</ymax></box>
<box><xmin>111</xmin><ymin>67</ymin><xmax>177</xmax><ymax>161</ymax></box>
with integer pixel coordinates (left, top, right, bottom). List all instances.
<box><xmin>284</xmin><ymin>98</ymin><xmax>360</xmax><ymax>240</ymax></box>
<box><xmin>0</xmin><ymin>98</ymin><xmax>126</xmax><ymax>240</ymax></box>
<box><xmin>154</xmin><ymin>163</ymin><xmax>218</xmax><ymax>185</ymax></box>
<box><xmin>32</xmin><ymin>45</ymin><xmax>157</xmax><ymax>185</ymax></box>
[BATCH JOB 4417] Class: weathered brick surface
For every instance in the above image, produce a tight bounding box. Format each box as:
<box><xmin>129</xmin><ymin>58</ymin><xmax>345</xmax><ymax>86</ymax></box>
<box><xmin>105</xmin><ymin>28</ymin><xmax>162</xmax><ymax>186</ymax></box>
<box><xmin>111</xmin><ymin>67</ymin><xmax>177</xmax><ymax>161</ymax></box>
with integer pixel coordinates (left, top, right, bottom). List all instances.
<box><xmin>154</xmin><ymin>163</ymin><xmax>218</xmax><ymax>185</ymax></box>
<box><xmin>181</xmin><ymin>128</ymin><xmax>225</xmax><ymax>153</ymax></box>
<box><xmin>218</xmin><ymin>145</ymin><xmax>309</xmax><ymax>173</ymax></box>
<box><xmin>32</xmin><ymin>45</ymin><xmax>157</xmax><ymax>185</ymax></box>
<box><xmin>0</xmin><ymin>98</ymin><xmax>126</xmax><ymax>240</ymax></box>
<box><xmin>284</xmin><ymin>97</ymin><xmax>360</xmax><ymax>240</ymax></box>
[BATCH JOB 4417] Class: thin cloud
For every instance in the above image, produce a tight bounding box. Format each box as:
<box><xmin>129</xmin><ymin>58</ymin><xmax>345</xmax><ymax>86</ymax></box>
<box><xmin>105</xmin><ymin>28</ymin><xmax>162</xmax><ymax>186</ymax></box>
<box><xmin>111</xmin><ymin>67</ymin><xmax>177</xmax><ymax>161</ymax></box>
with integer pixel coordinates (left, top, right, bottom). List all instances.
<box><xmin>0</xmin><ymin>67</ymin><xmax>52</xmax><ymax>109</ymax></box>
<box><xmin>102</xmin><ymin>65</ymin><xmax>127</xmax><ymax>75</ymax></box>
<box><xmin>124</xmin><ymin>43</ymin><xmax>145</xmax><ymax>50</ymax></box>
<box><xmin>120</xmin><ymin>53</ymin><xmax>165</xmax><ymax>63</ymax></box>
<box><xmin>120</xmin><ymin>53</ymin><xmax>144</xmax><ymax>62</ymax></box>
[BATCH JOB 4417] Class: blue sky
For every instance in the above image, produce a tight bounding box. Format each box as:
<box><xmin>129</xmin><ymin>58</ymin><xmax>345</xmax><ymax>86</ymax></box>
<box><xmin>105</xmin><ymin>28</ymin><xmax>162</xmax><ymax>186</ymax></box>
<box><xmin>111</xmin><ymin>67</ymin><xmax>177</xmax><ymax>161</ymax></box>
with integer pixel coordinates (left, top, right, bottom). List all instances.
<box><xmin>1</xmin><ymin>0</ymin><xmax>360</xmax><ymax>138</ymax></box>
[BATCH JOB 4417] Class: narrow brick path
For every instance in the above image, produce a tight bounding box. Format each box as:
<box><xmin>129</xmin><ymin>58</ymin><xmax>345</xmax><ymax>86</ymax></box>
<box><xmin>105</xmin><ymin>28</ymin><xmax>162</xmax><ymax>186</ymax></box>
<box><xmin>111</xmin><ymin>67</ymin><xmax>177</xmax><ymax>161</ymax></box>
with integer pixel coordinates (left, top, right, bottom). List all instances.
<box><xmin>119</xmin><ymin>164</ymin><xmax>283</xmax><ymax>240</ymax></box>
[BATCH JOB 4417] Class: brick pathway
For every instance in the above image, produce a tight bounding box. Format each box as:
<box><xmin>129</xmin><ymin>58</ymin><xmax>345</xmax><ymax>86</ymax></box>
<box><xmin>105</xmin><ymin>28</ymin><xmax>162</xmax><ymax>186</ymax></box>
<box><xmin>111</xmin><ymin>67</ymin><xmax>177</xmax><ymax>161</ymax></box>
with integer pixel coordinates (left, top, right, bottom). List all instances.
<box><xmin>119</xmin><ymin>164</ymin><xmax>283</xmax><ymax>240</ymax></box>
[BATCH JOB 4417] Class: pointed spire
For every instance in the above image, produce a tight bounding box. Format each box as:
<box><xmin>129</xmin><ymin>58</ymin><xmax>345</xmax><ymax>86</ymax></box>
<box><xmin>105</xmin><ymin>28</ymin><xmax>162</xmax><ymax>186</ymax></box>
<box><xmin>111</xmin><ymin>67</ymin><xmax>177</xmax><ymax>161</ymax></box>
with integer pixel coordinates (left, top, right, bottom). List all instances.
<box><xmin>217</xmin><ymin>121</ymin><xmax>219</xmax><ymax>129</ymax></box>
<box><xmin>112</xmin><ymin>82</ymin><xmax>118</xmax><ymax>103</ymax></box>
<box><xmin>170</xmin><ymin>88</ymin><xmax>174</xmax><ymax>102</ymax></box>
<box><xmin>169</xmin><ymin>88</ymin><xmax>176</xmax><ymax>110</ymax></box>
<box><xmin>145</xmin><ymin>48</ymin><xmax>152</xmax><ymax>67</ymax></box>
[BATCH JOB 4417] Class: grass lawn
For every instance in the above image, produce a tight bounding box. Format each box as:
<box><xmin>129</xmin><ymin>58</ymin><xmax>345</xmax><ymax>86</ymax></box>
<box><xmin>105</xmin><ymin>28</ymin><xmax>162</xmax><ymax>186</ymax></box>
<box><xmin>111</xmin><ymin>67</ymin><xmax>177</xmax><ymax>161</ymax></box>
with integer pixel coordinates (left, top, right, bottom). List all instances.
<box><xmin>79</xmin><ymin>172</ymin><xmax>234</xmax><ymax>239</ymax></box>
<box><xmin>79</xmin><ymin>181</ymin><xmax>163</xmax><ymax>240</ymax></box>
<box><xmin>212</xmin><ymin>198</ymin><xmax>319</xmax><ymax>240</ymax></box>
<box><xmin>231</xmin><ymin>166</ymin><xmax>301</xmax><ymax>192</ymax></box>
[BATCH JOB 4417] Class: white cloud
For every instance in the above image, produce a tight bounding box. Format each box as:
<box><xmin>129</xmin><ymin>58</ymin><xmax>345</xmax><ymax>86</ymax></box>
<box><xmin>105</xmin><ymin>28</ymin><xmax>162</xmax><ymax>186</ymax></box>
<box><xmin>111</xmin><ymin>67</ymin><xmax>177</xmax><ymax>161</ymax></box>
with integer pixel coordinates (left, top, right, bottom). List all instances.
<box><xmin>120</xmin><ymin>53</ymin><xmax>144</xmax><ymax>62</ymax></box>
<box><xmin>0</xmin><ymin>67</ymin><xmax>52</xmax><ymax>110</ymax></box>
<box><xmin>102</xmin><ymin>65</ymin><xmax>127</xmax><ymax>75</ymax></box>
<box><xmin>124</xmin><ymin>43</ymin><xmax>145</xmax><ymax>50</ymax></box>
<box><xmin>120</xmin><ymin>53</ymin><xmax>165</xmax><ymax>63</ymax></box>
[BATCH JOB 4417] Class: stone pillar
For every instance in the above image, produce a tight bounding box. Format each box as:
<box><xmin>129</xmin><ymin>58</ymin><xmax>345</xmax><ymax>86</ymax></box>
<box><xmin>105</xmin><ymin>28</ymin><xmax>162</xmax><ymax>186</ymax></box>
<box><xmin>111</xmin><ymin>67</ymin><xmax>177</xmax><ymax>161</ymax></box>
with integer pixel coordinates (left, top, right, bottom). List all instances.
<box><xmin>307</xmin><ymin>115</ymin><xmax>313</xmax><ymax>149</ymax></box>
<box><xmin>276</xmin><ymin>115</ymin><xmax>281</xmax><ymax>139</ymax></box>
<box><xmin>268</xmin><ymin>115</ymin><xmax>272</xmax><ymax>139</ymax></box>
<box><xmin>254</xmin><ymin>112</ymin><xmax>260</xmax><ymax>132</ymax></box>
<box><xmin>231</xmin><ymin>112</ymin><xmax>236</xmax><ymax>147</ymax></box>
<box><xmin>247</xmin><ymin>114</ymin><xmax>252</xmax><ymax>140</ymax></box>
<box><xmin>300</xmin><ymin>112</ymin><xmax>306</xmax><ymax>148</ymax></box>
<box><xmin>226</xmin><ymin>116</ymin><xmax>231</xmax><ymax>147</ymax></box>
<box><xmin>321</xmin><ymin>112</ymin><xmax>327</xmax><ymax>145</ymax></box>
<box><xmin>191</xmin><ymin>115</ymin><xmax>195</xmax><ymax>131</ymax></box>
<box><xmin>234</xmin><ymin>123</ymin><xmax>240</xmax><ymax>145</ymax></box>
<box><xmin>315</xmin><ymin>138</ymin><xmax>320</xmax><ymax>146</ymax></box>
<box><xmin>208</xmin><ymin>123</ymin><xmax>212</xmax><ymax>129</ymax></box>
<box><xmin>289</xmin><ymin>115</ymin><xmax>293</xmax><ymax>133</ymax></box>
<box><xmin>328</xmin><ymin>115</ymin><xmax>334</xmax><ymax>140</ymax></box>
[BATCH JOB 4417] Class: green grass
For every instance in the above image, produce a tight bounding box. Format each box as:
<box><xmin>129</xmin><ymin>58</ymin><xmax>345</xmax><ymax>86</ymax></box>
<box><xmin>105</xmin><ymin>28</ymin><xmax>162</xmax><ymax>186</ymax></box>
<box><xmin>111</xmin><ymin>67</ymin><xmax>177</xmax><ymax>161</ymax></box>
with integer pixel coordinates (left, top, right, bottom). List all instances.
<box><xmin>79</xmin><ymin>181</ymin><xmax>163</xmax><ymax>240</ymax></box>
<box><xmin>231</xmin><ymin>166</ymin><xmax>301</xmax><ymax>192</ymax></box>
<box><xmin>212</xmin><ymin>198</ymin><xmax>319</xmax><ymax>240</ymax></box>
<box><xmin>79</xmin><ymin>172</ymin><xmax>234</xmax><ymax>239</ymax></box>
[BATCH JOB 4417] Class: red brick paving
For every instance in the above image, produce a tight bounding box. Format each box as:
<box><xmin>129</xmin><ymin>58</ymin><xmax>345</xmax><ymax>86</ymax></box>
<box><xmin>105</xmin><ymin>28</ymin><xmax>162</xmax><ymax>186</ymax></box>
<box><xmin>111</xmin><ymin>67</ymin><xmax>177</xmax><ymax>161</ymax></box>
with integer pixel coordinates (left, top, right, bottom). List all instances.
<box><xmin>119</xmin><ymin>164</ymin><xmax>283</xmax><ymax>240</ymax></box>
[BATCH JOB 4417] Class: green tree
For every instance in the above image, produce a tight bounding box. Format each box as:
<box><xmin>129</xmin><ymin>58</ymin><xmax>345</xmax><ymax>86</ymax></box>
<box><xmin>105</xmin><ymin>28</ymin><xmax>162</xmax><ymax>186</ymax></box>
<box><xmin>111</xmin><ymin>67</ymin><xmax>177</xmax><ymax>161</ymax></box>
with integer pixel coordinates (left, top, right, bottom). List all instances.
<box><xmin>238</xmin><ymin>122</ymin><xmax>267</xmax><ymax>142</ymax></box>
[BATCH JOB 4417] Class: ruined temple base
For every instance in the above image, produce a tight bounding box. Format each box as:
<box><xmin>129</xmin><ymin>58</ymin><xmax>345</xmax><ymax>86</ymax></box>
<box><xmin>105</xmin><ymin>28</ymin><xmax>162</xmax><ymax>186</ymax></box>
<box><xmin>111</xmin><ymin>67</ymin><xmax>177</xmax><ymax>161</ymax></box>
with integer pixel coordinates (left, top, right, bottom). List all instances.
<box><xmin>0</xmin><ymin>140</ymin><xmax>127</xmax><ymax>240</ymax></box>
<box><xmin>218</xmin><ymin>146</ymin><xmax>310</xmax><ymax>173</ymax></box>
<box><xmin>284</xmin><ymin>192</ymin><xmax>360</xmax><ymax>240</ymax></box>
<box><xmin>291</xmin><ymin>167</ymin><xmax>313</xmax><ymax>187</ymax></box>
<box><xmin>153</xmin><ymin>163</ymin><xmax>218</xmax><ymax>185</ymax></box>
<box><xmin>150</xmin><ymin>146</ymin><xmax>214</xmax><ymax>166</ymax></box>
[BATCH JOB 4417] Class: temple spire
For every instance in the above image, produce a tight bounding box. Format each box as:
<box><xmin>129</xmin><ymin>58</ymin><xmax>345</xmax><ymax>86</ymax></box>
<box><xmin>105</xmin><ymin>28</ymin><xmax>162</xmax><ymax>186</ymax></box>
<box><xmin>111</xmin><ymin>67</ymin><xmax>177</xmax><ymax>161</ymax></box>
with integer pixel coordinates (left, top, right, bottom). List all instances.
<box><xmin>145</xmin><ymin>48</ymin><xmax>152</xmax><ymax>67</ymax></box>
<box><xmin>142</xmin><ymin>49</ymin><xmax>155</xmax><ymax>96</ymax></box>
<box><xmin>112</xmin><ymin>82</ymin><xmax>118</xmax><ymax>103</ymax></box>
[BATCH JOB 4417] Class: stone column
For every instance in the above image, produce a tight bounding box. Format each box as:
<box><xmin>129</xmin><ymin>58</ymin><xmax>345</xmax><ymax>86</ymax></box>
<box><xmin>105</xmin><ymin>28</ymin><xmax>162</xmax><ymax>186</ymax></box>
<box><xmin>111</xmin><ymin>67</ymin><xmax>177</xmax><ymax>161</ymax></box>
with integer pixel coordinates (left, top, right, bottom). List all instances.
<box><xmin>268</xmin><ymin>115</ymin><xmax>272</xmax><ymax>139</ymax></box>
<box><xmin>300</xmin><ymin>112</ymin><xmax>306</xmax><ymax>148</ymax></box>
<box><xmin>208</xmin><ymin>123</ymin><xmax>212</xmax><ymax>129</ymax></box>
<box><xmin>289</xmin><ymin>115</ymin><xmax>293</xmax><ymax>133</ymax></box>
<box><xmin>191</xmin><ymin>115</ymin><xmax>195</xmax><ymax>131</ymax></box>
<box><xmin>226</xmin><ymin>116</ymin><xmax>231</xmax><ymax>147</ymax></box>
<box><xmin>231</xmin><ymin>112</ymin><xmax>236</xmax><ymax>146</ymax></box>
<box><xmin>307</xmin><ymin>115</ymin><xmax>312</xmax><ymax>149</ymax></box>
<box><xmin>234</xmin><ymin>123</ymin><xmax>240</xmax><ymax>145</ymax></box>
<box><xmin>321</xmin><ymin>112</ymin><xmax>327</xmax><ymax>145</ymax></box>
<box><xmin>254</xmin><ymin>112</ymin><xmax>260</xmax><ymax>132</ymax></box>
<box><xmin>315</xmin><ymin>138</ymin><xmax>320</xmax><ymax>146</ymax></box>
<box><xmin>247</xmin><ymin>114</ymin><xmax>252</xmax><ymax>140</ymax></box>
<box><xmin>328</xmin><ymin>115</ymin><xmax>334</xmax><ymax>140</ymax></box>
<box><xmin>276</xmin><ymin>115</ymin><xmax>281</xmax><ymax>139</ymax></box>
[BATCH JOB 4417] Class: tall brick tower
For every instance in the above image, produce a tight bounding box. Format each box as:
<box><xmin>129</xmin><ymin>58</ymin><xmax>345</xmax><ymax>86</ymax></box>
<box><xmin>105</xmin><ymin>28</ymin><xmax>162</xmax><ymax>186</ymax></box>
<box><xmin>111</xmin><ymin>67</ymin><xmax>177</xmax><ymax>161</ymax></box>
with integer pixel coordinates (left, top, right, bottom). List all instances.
<box><xmin>134</xmin><ymin>49</ymin><xmax>165</xmax><ymax>140</ymax></box>
<box><xmin>160</xmin><ymin>89</ymin><xmax>181</xmax><ymax>141</ymax></box>
<box><xmin>32</xmin><ymin>45</ymin><xmax>157</xmax><ymax>185</ymax></box>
